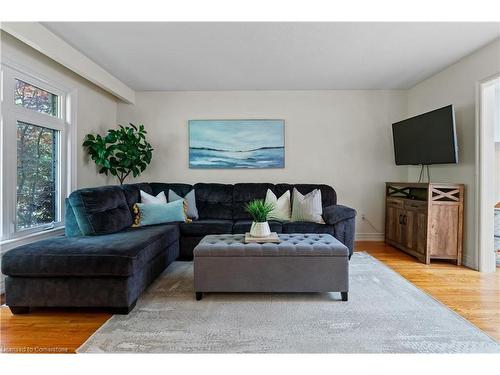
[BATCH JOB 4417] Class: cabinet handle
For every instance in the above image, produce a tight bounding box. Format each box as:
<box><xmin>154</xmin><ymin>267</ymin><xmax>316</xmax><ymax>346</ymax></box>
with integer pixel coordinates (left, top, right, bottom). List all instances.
<box><xmin>398</xmin><ymin>214</ymin><xmax>403</xmax><ymax>224</ymax></box>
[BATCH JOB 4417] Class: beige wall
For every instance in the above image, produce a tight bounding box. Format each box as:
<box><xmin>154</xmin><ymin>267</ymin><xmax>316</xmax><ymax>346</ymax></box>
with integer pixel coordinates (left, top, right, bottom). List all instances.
<box><xmin>1</xmin><ymin>31</ymin><xmax>118</xmax><ymax>188</ymax></box>
<box><xmin>407</xmin><ymin>39</ymin><xmax>500</xmax><ymax>268</ymax></box>
<box><xmin>117</xmin><ymin>90</ymin><xmax>408</xmax><ymax>239</ymax></box>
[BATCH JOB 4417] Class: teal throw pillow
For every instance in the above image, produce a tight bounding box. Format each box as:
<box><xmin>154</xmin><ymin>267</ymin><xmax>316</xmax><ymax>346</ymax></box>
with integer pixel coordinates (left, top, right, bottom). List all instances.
<box><xmin>168</xmin><ymin>189</ymin><xmax>199</xmax><ymax>220</ymax></box>
<box><xmin>132</xmin><ymin>200</ymin><xmax>188</xmax><ymax>227</ymax></box>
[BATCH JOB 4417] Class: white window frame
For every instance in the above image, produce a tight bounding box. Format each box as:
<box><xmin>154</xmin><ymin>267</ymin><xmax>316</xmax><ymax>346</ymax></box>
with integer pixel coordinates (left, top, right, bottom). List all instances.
<box><xmin>1</xmin><ymin>62</ymin><xmax>76</xmax><ymax>242</ymax></box>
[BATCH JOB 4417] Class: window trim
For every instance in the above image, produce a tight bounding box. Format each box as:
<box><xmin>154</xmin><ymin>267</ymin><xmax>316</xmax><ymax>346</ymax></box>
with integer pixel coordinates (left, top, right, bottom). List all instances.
<box><xmin>1</xmin><ymin>61</ymin><xmax>77</xmax><ymax>242</ymax></box>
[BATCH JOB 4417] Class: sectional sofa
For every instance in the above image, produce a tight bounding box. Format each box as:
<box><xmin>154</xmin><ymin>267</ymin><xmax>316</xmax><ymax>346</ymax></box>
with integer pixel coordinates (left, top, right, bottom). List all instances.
<box><xmin>1</xmin><ymin>182</ymin><xmax>356</xmax><ymax>314</ymax></box>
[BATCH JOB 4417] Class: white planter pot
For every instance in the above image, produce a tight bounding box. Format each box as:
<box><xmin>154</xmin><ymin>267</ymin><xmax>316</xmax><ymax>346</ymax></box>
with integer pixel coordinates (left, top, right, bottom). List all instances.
<box><xmin>250</xmin><ymin>221</ymin><xmax>271</xmax><ymax>237</ymax></box>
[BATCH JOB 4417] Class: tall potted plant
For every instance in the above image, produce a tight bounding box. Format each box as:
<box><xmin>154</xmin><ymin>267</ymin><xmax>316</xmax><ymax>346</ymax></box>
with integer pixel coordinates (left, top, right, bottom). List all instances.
<box><xmin>83</xmin><ymin>123</ymin><xmax>153</xmax><ymax>185</ymax></box>
<box><xmin>245</xmin><ymin>199</ymin><xmax>274</xmax><ymax>237</ymax></box>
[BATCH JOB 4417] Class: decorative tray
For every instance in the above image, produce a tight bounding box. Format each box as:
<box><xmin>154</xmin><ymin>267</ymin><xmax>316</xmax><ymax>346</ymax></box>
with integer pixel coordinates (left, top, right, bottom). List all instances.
<box><xmin>244</xmin><ymin>232</ymin><xmax>280</xmax><ymax>243</ymax></box>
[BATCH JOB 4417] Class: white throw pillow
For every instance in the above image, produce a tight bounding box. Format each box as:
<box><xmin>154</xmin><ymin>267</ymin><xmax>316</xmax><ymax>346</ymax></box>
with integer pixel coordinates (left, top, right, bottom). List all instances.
<box><xmin>291</xmin><ymin>188</ymin><xmax>325</xmax><ymax>224</ymax></box>
<box><xmin>140</xmin><ymin>190</ymin><xmax>167</xmax><ymax>205</ymax></box>
<box><xmin>265</xmin><ymin>189</ymin><xmax>291</xmax><ymax>222</ymax></box>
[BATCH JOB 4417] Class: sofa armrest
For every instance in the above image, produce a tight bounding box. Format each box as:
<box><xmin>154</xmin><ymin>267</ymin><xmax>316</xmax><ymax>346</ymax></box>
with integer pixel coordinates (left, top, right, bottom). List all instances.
<box><xmin>323</xmin><ymin>204</ymin><xmax>356</xmax><ymax>258</ymax></box>
<box><xmin>322</xmin><ymin>204</ymin><xmax>357</xmax><ymax>225</ymax></box>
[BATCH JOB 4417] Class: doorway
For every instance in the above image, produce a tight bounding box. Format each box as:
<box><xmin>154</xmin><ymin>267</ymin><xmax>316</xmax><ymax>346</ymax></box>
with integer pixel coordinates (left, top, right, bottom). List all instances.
<box><xmin>477</xmin><ymin>74</ymin><xmax>500</xmax><ymax>272</ymax></box>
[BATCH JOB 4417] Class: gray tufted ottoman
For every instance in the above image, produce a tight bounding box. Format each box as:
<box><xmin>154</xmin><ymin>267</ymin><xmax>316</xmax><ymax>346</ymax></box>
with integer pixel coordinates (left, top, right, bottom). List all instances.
<box><xmin>193</xmin><ymin>233</ymin><xmax>349</xmax><ymax>301</ymax></box>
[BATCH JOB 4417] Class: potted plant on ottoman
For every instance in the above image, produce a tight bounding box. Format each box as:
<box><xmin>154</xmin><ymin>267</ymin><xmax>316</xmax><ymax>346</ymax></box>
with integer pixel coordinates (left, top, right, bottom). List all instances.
<box><xmin>245</xmin><ymin>199</ymin><xmax>274</xmax><ymax>237</ymax></box>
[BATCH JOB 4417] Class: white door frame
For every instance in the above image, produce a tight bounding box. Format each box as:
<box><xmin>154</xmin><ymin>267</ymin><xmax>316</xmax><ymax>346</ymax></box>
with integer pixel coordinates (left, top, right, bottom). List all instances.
<box><xmin>475</xmin><ymin>73</ymin><xmax>499</xmax><ymax>273</ymax></box>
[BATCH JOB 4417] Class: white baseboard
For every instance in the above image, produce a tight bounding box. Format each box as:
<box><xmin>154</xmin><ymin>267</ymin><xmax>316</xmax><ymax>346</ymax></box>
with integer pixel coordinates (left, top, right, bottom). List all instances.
<box><xmin>355</xmin><ymin>233</ymin><xmax>385</xmax><ymax>241</ymax></box>
<box><xmin>462</xmin><ymin>254</ymin><xmax>477</xmax><ymax>270</ymax></box>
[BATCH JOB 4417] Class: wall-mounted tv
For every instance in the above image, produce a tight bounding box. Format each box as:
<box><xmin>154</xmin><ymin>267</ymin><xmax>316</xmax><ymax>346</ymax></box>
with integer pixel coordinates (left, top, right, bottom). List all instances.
<box><xmin>392</xmin><ymin>105</ymin><xmax>458</xmax><ymax>165</ymax></box>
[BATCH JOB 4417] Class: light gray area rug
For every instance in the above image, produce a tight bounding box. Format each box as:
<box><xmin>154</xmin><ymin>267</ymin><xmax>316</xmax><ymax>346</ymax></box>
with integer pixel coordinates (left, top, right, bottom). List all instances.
<box><xmin>78</xmin><ymin>252</ymin><xmax>499</xmax><ymax>353</ymax></box>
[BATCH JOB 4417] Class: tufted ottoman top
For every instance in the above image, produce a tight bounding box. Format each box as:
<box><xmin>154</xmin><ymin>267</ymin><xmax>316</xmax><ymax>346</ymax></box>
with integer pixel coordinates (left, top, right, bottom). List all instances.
<box><xmin>194</xmin><ymin>233</ymin><xmax>348</xmax><ymax>257</ymax></box>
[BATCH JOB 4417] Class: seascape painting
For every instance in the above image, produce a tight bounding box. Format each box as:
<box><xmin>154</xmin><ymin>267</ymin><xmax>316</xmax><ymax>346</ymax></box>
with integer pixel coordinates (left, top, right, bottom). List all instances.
<box><xmin>189</xmin><ymin>120</ymin><xmax>285</xmax><ymax>169</ymax></box>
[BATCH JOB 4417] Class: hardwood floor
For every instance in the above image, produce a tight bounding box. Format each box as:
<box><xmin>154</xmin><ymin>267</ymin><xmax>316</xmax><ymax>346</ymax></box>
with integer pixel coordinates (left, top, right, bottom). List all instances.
<box><xmin>0</xmin><ymin>308</ymin><xmax>111</xmax><ymax>353</ymax></box>
<box><xmin>1</xmin><ymin>241</ymin><xmax>498</xmax><ymax>353</ymax></box>
<box><xmin>357</xmin><ymin>241</ymin><xmax>500</xmax><ymax>341</ymax></box>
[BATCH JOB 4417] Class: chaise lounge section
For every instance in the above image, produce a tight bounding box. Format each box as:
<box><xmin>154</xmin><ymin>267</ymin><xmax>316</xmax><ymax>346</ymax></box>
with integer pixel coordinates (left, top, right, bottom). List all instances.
<box><xmin>1</xmin><ymin>182</ymin><xmax>356</xmax><ymax>314</ymax></box>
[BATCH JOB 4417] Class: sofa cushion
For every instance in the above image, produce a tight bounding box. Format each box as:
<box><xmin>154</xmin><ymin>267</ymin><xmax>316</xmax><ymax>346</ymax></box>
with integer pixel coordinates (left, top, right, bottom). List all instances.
<box><xmin>150</xmin><ymin>183</ymin><xmax>193</xmax><ymax>199</ymax></box>
<box><xmin>232</xmin><ymin>220</ymin><xmax>283</xmax><ymax>234</ymax></box>
<box><xmin>120</xmin><ymin>183</ymin><xmax>153</xmax><ymax>211</ymax></box>
<box><xmin>68</xmin><ymin>185</ymin><xmax>132</xmax><ymax>235</ymax></box>
<box><xmin>64</xmin><ymin>198</ymin><xmax>82</xmax><ymax>237</ymax></box>
<box><xmin>232</xmin><ymin>183</ymin><xmax>274</xmax><ymax>220</ymax></box>
<box><xmin>1</xmin><ymin>224</ymin><xmax>180</xmax><ymax>277</ymax></box>
<box><xmin>283</xmin><ymin>221</ymin><xmax>334</xmax><ymax>235</ymax></box>
<box><xmin>194</xmin><ymin>183</ymin><xmax>233</xmax><ymax>220</ymax></box>
<box><xmin>180</xmin><ymin>219</ymin><xmax>233</xmax><ymax>236</ymax></box>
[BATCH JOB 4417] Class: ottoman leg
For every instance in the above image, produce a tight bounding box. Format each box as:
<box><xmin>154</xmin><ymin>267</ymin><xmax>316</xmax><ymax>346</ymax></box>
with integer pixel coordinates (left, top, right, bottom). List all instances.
<box><xmin>341</xmin><ymin>292</ymin><xmax>348</xmax><ymax>301</ymax></box>
<box><xmin>195</xmin><ymin>292</ymin><xmax>203</xmax><ymax>301</ymax></box>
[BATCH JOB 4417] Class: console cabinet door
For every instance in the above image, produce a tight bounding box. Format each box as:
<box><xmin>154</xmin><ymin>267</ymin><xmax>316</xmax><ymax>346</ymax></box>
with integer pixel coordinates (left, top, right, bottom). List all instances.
<box><xmin>386</xmin><ymin>207</ymin><xmax>405</xmax><ymax>244</ymax></box>
<box><xmin>428</xmin><ymin>204</ymin><xmax>459</xmax><ymax>258</ymax></box>
<box><xmin>385</xmin><ymin>205</ymin><xmax>398</xmax><ymax>241</ymax></box>
<box><xmin>393</xmin><ymin>208</ymin><xmax>406</xmax><ymax>244</ymax></box>
<box><xmin>386</xmin><ymin>199</ymin><xmax>404</xmax><ymax>243</ymax></box>
<box><xmin>405</xmin><ymin>209</ymin><xmax>427</xmax><ymax>254</ymax></box>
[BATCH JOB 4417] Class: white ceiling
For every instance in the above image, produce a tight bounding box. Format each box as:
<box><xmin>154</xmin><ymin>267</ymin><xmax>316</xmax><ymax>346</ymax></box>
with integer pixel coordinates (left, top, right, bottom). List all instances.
<box><xmin>42</xmin><ymin>22</ymin><xmax>500</xmax><ymax>91</ymax></box>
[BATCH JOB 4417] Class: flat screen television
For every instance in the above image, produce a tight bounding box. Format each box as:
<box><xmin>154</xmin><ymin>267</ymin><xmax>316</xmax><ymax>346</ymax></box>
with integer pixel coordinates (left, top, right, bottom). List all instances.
<box><xmin>392</xmin><ymin>105</ymin><xmax>458</xmax><ymax>165</ymax></box>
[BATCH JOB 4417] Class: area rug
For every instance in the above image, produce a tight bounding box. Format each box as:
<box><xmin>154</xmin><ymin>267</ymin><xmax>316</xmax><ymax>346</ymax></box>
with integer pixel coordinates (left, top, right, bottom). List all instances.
<box><xmin>78</xmin><ymin>252</ymin><xmax>499</xmax><ymax>353</ymax></box>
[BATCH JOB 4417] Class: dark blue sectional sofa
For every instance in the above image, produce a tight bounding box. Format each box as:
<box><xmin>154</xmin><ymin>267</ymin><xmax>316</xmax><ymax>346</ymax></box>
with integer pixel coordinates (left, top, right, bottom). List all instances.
<box><xmin>1</xmin><ymin>182</ymin><xmax>356</xmax><ymax>314</ymax></box>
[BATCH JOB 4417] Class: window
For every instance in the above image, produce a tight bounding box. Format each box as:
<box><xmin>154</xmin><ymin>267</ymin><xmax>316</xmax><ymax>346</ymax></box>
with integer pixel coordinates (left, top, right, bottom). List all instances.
<box><xmin>1</xmin><ymin>64</ymin><xmax>74</xmax><ymax>241</ymax></box>
<box><xmin>15</xmin><ymin>79</ymin><xmax>59</xmax><ymax>116</ymax></box>
<box><xmin>16</xmin><ymin>121</ymin><xmax>58</xmax><ymax>230</ymax></box>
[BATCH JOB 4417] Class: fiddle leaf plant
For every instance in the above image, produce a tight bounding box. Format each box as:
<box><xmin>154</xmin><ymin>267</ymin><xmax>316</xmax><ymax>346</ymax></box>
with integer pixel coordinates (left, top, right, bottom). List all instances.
<box><xmin>83</xmin><ymin>123</ymin><xmax>153</xmax><ymax>185</ymax></box>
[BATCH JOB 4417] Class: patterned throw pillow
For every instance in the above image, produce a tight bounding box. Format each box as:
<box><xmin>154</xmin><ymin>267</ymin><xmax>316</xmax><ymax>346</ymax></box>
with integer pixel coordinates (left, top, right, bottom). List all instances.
<box><xmin>140</xmin><ymin>190</ymin><xmax>167</xmax><ymax>204</ymax></box>
<box><xmin>132</xmin><ymin>200</ymin><xmax>190</xmax><ymax>227</ymax></box>
<box><xmin>290</xmin><ymin>188</ymin><xmax>325</xmax><ymax>224</ymax></box>
<box><xmin>168</xmin><ymin>189</ymin><xmax>199</xmax><ymax>220</ymax></box>
<box><xmin>265</xmin><ymin>189</ymin><xmax>291</xmax><ymax>221</ymax></box>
